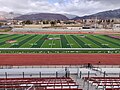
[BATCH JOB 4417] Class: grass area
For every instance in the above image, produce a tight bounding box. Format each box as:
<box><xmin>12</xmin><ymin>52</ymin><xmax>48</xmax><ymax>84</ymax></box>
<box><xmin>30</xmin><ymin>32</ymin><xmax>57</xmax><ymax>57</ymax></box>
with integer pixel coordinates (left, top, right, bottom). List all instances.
<box><xmin>0</xmin><ymin>34</ymin><xmax>120</xmax><ymax>54</ymax></box>
<box><xmin>0</xmin><ymin>29</ymin><xmax>11</xmax><ymax>32</ymax></box>
<box><xmin>0</xmin><ymin>48</ymin><xmax>120</xmax><ymax>54</ymax></box>
<box><xmin>0</xmin><ymin>34</ymin><xmax>120</xmax><ymax>48</ymax></box>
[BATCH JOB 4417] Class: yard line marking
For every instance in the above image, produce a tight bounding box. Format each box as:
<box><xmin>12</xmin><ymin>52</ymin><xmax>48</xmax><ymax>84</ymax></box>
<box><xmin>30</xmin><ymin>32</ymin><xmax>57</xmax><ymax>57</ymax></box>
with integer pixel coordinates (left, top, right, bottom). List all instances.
<box><xmin>30</xmin><ymin>35</ymin><xmax>43</xmax><ymax>48</ymax></box>
<box><xmin>76</xmin><ymin>35</ymin><xmax>92</xmax><ymax>48</ymax></box>
<box><xmin>0</xmin><ymin>34</ymin><xmax>24</xmax><ymax>48</ymax></box>
<box><xmin>20</xmin><ymin>35</ymin><xmax>36</xmax><ymax>48</ymax></box>
<box><xmin>88</xmin><ymin>35</ymin><xmax>110</xmax><ymax>48</ymax></box>
<box><xmin>51</xmin><ymin>35</ymin><xmax>54</xmax><ymax>48</ymax></box>
<box><xmin>71</xmin><ymin>35</ymin><xmax>88</xmax><ymax>48</ymax></box>
<box><xmin>85</xmin><ymin>35</ymin><xmax>101</xmax><ymax>48</ymax></box>
<box><xmin>60</xmin><ymin>34</ymin><xmax>63</xmax><ymax>48</ymax></box>
<box><xmin>70</xmin><ymin>35</ymin><xmax>82</xmax><ymax>48</ymax></box>
<box><xmin>40</xmin><ymin>35</ymin><xmax>49</xmax><ymax>48</ymax></box>
<box><xmin>31</xmin><ymin>35</ymin><xmax>43</xmax><ymax>48</ymax></box>
<box><xmin>65</xmin><ymin>35</ymin><xmax>72</xmax><ymax>48</ymax></box>
<box><xmin>95</xmin><ymin>35</ymin><xmax>120</xmax><ymax>47</ymax></box>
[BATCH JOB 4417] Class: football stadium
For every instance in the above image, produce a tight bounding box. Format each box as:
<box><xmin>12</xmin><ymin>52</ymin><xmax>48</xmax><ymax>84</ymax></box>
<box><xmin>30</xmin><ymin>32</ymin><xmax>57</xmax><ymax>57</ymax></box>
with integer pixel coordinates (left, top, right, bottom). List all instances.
<box><xmin>0</xmin><ymin>0</ymin><xmax>120</xmax><ymax>90</ymax></box>
<box><xmin>0</xmin><ymin>30</ymin><xmax>120</xmax><ymax>90</ymax></box>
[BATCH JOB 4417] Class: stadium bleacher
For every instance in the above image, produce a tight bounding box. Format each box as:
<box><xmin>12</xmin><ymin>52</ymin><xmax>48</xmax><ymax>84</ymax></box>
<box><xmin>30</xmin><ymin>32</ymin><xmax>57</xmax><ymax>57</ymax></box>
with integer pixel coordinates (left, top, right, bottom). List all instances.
<box><xmin>0</xmin><ymin>77</ymin><xmax>82</xmax><ymax>90</ymax></box>
<box><xmin>83</xmin><ymin>77</ymin><xmax>120</xmax><ymax>90</ymax></box>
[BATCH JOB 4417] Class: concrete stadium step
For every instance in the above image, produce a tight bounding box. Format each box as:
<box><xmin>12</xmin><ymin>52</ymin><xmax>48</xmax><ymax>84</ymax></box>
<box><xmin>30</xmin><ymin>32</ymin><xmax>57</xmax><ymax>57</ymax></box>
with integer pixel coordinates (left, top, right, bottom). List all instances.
<box><xmin>70</xmin><ymin>75</ymin><xmax>99</xmax><ymax>90</ymax></box>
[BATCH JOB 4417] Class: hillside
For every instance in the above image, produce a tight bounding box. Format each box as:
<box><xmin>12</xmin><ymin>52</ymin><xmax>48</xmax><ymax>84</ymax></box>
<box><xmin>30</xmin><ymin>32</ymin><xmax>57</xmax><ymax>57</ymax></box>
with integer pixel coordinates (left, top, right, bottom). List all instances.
<box><xmin>73</xmin><ymin>8</ymin><xmax>120</xmax><ymax>20</ymax></box>
<box><xmin>14</xmin><ymin>13</ymin><xmax>69</xmax><ymax>20</ymax></box>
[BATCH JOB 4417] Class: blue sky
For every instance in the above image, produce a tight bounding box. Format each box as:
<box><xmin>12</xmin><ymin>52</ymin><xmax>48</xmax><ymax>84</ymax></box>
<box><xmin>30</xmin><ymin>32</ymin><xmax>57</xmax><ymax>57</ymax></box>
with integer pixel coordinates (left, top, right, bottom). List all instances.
<box><xmin>0</xmin><ymin>0</ymin><xmax>120</xmax><ymax>16</ymax></box>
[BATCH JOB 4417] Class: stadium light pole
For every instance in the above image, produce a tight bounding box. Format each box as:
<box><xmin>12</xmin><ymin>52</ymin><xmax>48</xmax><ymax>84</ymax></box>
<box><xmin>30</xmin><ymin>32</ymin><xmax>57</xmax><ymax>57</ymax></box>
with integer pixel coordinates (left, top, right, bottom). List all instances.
<box><xmin>94</xmin><ymin>16</ymin><xmax>97</xmax><ymax>31</ymax></box>
<box><xmin>9</xmin><ymin>12</ymin><xmax>14</xmax><ymax>27</ymax></box>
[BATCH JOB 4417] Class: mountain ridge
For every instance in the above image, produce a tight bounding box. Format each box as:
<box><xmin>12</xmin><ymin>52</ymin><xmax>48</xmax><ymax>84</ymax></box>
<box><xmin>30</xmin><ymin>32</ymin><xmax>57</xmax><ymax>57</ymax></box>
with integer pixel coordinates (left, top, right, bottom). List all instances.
<box><xmin>1</xmin><ymin>8</ymin><xmax>120</xmax><ymax>21</ymax></box>
<box><xmin>14</xmin><ymin>13</ymin><xmax>69</xmax><ymax>20</ymax></box>
<box><xmin>73</xmin><ymin>8</ymin><xmax>120</xmax><ymax>20</ymax></box>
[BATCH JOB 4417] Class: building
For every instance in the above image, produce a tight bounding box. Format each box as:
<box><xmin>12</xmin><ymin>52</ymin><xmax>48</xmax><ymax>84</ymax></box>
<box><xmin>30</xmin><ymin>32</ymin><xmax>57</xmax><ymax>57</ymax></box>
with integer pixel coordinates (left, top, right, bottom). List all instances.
<box><xmin>113</xmin><ymin>23</ymin><xmax>120</xmax><ymax>30</ymax></box>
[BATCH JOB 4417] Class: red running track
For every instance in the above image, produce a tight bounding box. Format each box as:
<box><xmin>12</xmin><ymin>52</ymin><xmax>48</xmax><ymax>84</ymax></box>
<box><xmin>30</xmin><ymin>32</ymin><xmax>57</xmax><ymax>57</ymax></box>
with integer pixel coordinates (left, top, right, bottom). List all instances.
<box><xmin>0</xmin><ymin>54</ymin><xmax>120</xmax><ymax>66</ymax></box>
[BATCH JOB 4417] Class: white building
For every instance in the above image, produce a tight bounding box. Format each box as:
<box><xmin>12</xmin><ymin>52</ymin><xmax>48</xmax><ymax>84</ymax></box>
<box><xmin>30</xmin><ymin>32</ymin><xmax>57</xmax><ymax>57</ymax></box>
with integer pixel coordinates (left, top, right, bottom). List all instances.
<box><xmin>113</xmin><ymin>23</ymin><xmax>120</xmax><ymax>31</ymax></box>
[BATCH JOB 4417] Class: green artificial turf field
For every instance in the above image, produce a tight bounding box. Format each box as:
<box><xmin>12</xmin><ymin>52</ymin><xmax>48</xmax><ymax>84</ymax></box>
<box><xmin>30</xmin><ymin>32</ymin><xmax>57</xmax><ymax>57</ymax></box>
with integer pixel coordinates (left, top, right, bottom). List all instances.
<box><xmin>0</xmin><ymin>34</ymin><xmax>120</xmax><ymax>54</ymax></box>
<box><xmin>0</xmin><ymin>34</ymin><xmax>120</xmax><ymax>48</ymax></box>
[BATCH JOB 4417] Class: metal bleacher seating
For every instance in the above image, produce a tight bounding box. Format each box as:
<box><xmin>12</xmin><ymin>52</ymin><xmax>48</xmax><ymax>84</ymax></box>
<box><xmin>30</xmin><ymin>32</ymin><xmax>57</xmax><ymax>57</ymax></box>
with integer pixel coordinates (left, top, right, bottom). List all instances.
<box><xmin>83</xmin><ymin>77</ymin><xmax>120</xmax><ymax>90</ymax></box>
<box><xmin>0</xmin><ymin>77</ymin><xmax>82</xmax><ymax>90</ymax></box>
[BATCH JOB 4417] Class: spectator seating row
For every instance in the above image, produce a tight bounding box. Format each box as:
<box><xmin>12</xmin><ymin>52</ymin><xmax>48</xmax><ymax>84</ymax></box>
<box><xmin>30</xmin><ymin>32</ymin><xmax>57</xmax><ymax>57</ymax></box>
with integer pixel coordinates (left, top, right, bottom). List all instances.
<box><xmin>0</xmin><ymin>77</ymin><xmax>82</xmax><ymax>90</ymax></box>
<box><xmin>83</xmin><ymin>77</ymin><xmax>120</xmax><ymax>90</ymax></box>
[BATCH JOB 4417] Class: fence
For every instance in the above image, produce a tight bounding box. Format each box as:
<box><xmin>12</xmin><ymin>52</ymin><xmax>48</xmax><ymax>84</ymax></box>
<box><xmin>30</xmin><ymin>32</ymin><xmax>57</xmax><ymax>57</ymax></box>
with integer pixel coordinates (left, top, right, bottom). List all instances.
<box><xmin>0</xmin><ymin>70</ymin><xmax>120</xmax><ymax>79</ymax></box>
<box><xmin>0</xmin><ymin>65</ymin><xmax>120</xmax><ymax>69</ymax></box>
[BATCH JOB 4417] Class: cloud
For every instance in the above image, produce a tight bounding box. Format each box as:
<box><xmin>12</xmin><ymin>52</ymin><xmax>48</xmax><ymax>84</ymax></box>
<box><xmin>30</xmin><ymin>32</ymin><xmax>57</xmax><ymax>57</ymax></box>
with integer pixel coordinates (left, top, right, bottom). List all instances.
<box><xmin>54</xmin><ymin>0</ymin><xmax>102</xmax><ymax>16</ymax></box>
<box><xmin>0</xmin><ymin>0</ymin><xmax>119</xmax><ymax>16</ymax></box>
<box><xmin>54</xmin><ymin>0</ymin><xmax>120</xmax><ymax>16</ymax></box>
<box><xmin>0</xmin><ymin>0</ymin><xmax>55</xmax><ymax>13</ymax></box>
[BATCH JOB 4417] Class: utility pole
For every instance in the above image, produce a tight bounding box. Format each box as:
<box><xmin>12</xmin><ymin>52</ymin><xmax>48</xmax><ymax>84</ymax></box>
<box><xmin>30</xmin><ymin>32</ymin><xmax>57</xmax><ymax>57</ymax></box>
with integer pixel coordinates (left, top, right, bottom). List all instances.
<box><xmin>94</xmin><ymin>17</ymin><xmax>97</xmax><ymax>31</ymax></box>
<box><xmin>9</xmin><ymin>12</ymin><xmax>14</xmax><ymax>27</ymax></box>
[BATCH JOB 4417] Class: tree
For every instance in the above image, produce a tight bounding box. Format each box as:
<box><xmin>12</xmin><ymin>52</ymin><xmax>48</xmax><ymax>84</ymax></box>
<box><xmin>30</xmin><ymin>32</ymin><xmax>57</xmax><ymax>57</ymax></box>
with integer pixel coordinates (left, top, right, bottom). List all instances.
<box><xmin>25</xmin><ymin>20</ymin><xmax>33</xmax><ymax>24</ymax></box>
<box><xmin>36</xmin><ymin>21</ymin><xmax>40</xmax><ymax>25</ymax></box>
<box><xmin>0</xmin><ymin>22</ymin><xmax>3</xmax><ymax>27</ymax></box>
<box><xmin>43</xmin><ymin>20</ymin><xmax>49</xmax><ymax>24</ymax></box>
<box><xmin>106</xmin><ymin>19</ymin><xmax>111</xmax><ymax>24</ymax></box>
<box><xmin>97</xmin><ymin>20</ymin><xmax>102</xmax><ymax>24</ymax></box>
<box><xmin>50</xmin><ymin>21</ymin><xmax>56</xmax><ymax>27</ymax></box>
<box><xmin>22</xmin><ymin>20</ymin><xmax>33</xmax><ymax>25</ymax></box>
<box><xmin>56</xmin><ymin>20</ymin><xmax>61</xmax><ymax>24</ymax></box>
<box><xmin>111</xmin><ymin>20</ymin><xmax>114</xmax><ymax>23</ymax></box>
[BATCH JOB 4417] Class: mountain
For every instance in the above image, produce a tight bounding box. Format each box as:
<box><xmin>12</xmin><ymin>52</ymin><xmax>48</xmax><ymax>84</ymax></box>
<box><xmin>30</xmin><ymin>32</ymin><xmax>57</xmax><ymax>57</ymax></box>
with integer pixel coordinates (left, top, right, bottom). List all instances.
<box><xmin>73</xmin><ymin>9</ymin><xmax>120</xmax><ymax>20</ymax></box>
<box><xmin>0</xmin><ymin>16</ymin><xmax>6</xmax><ymax>20</ymax></box>
<box><xmin>14</xmin><ymin>13</ymin><xmax>69</xmax><ymax>20</ymax></box>
<box><xmin>63</xmin><ymin>13</ymin><xmax>78</xmax><ymax>19</ymax></box>
<box><xmin>0</xmin><ymin>11</ymin><xmax>7</xmax><ymax>20</ymax></box>
<box><xmin>0</xmin><ymin>11</ymin><xmax>21</xmax><ymax>20</ymax></box>
<box><xmin>25</xmin><ymin>12</ymin><xmax>78</xmax><ymax>19</ymax></box>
